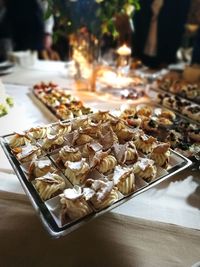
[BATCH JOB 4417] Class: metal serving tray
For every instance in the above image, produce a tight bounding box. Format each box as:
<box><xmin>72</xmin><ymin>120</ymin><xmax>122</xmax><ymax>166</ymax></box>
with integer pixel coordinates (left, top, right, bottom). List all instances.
<box><xmin>0</xmin><ymin>119</ymin><xmax>192</xmax><ymax>238</ymax></box>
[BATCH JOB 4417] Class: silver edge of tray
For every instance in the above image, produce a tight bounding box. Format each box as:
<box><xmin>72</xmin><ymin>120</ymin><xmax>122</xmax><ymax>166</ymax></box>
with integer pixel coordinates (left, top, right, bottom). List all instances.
<box><xmin>0</xmin><ymin>135</ymin><xmax>192</xmax><ymax>238</ymax></box>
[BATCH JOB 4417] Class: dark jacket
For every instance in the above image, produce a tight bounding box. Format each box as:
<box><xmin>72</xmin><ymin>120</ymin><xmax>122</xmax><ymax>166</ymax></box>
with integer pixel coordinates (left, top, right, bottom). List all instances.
<box><xmin>133</xmin><ymin>0</ymin><xmax>190</xmax><ymax>65</ymax></box>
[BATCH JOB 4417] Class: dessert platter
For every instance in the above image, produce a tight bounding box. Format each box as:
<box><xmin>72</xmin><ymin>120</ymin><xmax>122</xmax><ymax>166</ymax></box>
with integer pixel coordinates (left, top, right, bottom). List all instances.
<box><xmin>119</xmin><ymin>104</ymin><xmax>200</xmax><ymax>161</ymax></box>
<box><xmin>33</xmin><ymin>82</ymin><xmax>93</xmax><ymax>120</ymax></box>
<box><xmin>152</xmin><ymin>73</ymin><xmax>200</xmax><ymax>104</ymax></box>
<box><xmin>150</xmin><ymin>73</ymin><xmax>200</xmax><ymax>124</ymax></box>
<box><xmin>0</xmin><ymin>111</ymin><xmax>192</xmax><ymax>237</ymax></box>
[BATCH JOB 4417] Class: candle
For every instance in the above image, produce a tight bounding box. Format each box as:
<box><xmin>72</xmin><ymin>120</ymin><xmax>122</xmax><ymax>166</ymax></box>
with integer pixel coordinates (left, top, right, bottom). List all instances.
<box><xmin>116</xmin><ymin>44</ymin><xmax>132</xmax><ymax>56</ymax></box>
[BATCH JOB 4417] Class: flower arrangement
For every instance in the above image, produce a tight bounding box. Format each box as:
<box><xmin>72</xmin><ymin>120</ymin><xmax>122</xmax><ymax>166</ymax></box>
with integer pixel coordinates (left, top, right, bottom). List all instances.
<box><xmin>95</xmin><ymin>0</ymin><xmax>140</xmax><ymax>38</ymax></box>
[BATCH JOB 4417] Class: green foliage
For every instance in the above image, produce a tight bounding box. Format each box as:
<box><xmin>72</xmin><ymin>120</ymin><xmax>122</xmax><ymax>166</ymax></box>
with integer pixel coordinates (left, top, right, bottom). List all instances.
<box><xmin>44</xmin><ymin>0</ymin><xmax>140</xmax><ymax>38</ymax></box>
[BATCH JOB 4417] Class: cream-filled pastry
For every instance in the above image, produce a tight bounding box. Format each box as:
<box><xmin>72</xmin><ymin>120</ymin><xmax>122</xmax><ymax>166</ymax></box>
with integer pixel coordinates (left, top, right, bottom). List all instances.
<box><xmin>29</xmin><ymin>157</ymin><xmax>55</xmax><ymax>180</ymax></box>
<box><xmin>60</xmin><ymin>186</ymin><xmax>93</xmax><ymax>224</ymax></box>
<box><xmin>133</xmin><ymin>158</ymin><xmax>157</xmax><ymax>182</ymax></box>
<box><xmin>149</xmin><ymin>143</ymin><xmax>171</xmax><ymax>168</ymax></box>
<box><xmin>113</xmin><ymin>141</ymin><xmax>138</xmax><ymax>164</ymax></box>
<box><xmin>134</xmin><ymin>134</ymin><xmax>157</xmax><ymax>154</ymax></box>
<box><xmin>97</xmin><ymin>155</ymin><xmax>117</xmax><ymax>174</ymax></box>
<box><xmin>13</xmin><ymin>143</ymin><xmax>41</xmax><ymax>163</ymax></box>
<box><xmin>26</xmin><ymin>126</ymin><xmax>49</xmax><ymax>140</ymax></box>
<box><xmin>53</xmin><ymin>121</ymin><xmax>72</xmax><ymax>135</ymax></box>
<box><xmin>9</xmin><ymin>132</ymin><xmax>30</xmax><ymax>148</ymax></box>
<box><xmin>41</xmin><ymin>133</ymin><xmax>64</xmax><ymax>151</ymax></box>
<box><xmin>59</xmin><ymin>145</ymin><xmax>82</xmax><ymax>163</ymax></box>
<box><xmin>64</xmin><ymin>158</ymin><xmax>89</xmax><ymax>185</ymax></box>
<box><xmin>35</xmin><ymin>172</ymin><xmax>65</xmax><ymax>200</ymax></box>
<box><xmin>112</xmin><ymin>165</ymin><xmax>135</xmax><ymax>195</ymax></box>
<box><xmin>85</xmin><ymin>179</ymin><xmax>119</xmax><ymax>210</ymax></box>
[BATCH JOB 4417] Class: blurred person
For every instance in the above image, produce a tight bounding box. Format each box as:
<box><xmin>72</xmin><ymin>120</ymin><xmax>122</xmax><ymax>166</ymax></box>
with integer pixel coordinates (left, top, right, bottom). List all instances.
<box><xmin>185</xmin><ymin>0</ymin><xmax>200</xmax><ymax>64</ymax></box>
<box><xmin>0</xmin><ymin>0</ymin><xmax>59</xmax><ymax>61</ymax></box>
<box><xmin>132</xmin><ymin>0</ymin><xmax>190</xmax><ymax>68</ymax></box>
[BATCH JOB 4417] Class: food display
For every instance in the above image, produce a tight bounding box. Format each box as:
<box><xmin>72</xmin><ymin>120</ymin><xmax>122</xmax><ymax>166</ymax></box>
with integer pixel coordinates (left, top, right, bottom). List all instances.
<box><xmin>0</xmin><ymin>111</ymin><xmax>191</xmax><ymax>237</ymax></box>
<box><xmin>156</xmin><ymin>92</ymin><xmax>200</xmax><ymax>123</ymax></box>
<box><xmin>154</xmin><ymin>74</ymin><xmax>200</xmax><ymax>104</ymax></box>
<box><xmin>120</xmin><ymin>104</ymin><xmax>200</xmax><ymax>159</ymax></box>
<box><xmin>33</xmin><ymin>82</ymin><xmax>93</xmax><ymax>120</ymax></box>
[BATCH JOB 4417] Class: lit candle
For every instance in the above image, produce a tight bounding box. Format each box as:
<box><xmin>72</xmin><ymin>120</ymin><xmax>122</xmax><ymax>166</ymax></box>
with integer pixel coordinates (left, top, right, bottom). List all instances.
<box><xmin>116</xmin><ymin>44</ymin><xmax>132</xmax><ymax>56</ymax></box>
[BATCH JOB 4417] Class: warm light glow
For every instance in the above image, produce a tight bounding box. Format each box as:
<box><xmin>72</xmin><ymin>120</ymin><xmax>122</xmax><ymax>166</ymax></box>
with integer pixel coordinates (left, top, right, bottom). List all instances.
<box><xmin>98</xmin><ymin>70</ymin><xmax>133</xmax><ymax>88</ymax></box>
<box><xmin>116</xmin><ymin>44</ymin><xmax>132</xmax><ymax>56</ymax></box>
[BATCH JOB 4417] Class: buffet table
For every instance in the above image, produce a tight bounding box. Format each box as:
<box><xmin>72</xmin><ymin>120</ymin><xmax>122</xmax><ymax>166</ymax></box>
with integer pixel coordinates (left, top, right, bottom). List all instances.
<box><xmin>0</xmin><ymin>60</ymin><xmax>200</xmax><ymax>267</ymax></box>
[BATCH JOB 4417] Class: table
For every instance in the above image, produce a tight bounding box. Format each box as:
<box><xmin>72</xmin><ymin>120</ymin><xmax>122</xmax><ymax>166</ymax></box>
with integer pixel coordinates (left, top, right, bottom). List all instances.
<box><xmin>0</xmin><ymin>60</ymin><xmax>200</xmax><ymax>267</ymax></box>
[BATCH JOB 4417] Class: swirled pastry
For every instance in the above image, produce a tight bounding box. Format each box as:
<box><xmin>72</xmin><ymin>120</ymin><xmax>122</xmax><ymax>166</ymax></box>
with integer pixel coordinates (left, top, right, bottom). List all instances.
<box><xmin>149</xmin><ymin>143</ymin><xmax>170</xmax><ymax>168</ymax></box>
<box><xmin>113</xmin><ymin>142</ymin><xmax>138</xmax><ymax>164</ymax></box>
<box><xmin>60</xmin><ymin>186</ymin><xmax>92</xmax><ymax>224</ymax></box>
<box><xmin>29</xmin><ymin>157</ymin><xmax>55</xmax><ymax>180</ymax></box>
<box><xmin>117</xmin><ymin>127</ymin><xmax>139</xmax><ymax>143</ymax></box>
<box><xmin>26</xmin><ymin>127</ymin><xmax>49</xmax><ymax>140</ymax></box>
<box><xmin>41</xmin><ymin>133</ymin><xmax>64</xmax><ymax>151</ymax></box>
<box><xmin>75</xmin><ymin>133</ymin><xmax>94</xmax><ymax>146</ymax></box>
<box><xmin>53</xmin><ymin>121</ymin><xmax>72</xmax><ymax>135</ymax></box>
<box><xmin>133</xmin><ymin>158</ymin><xmax>157</xmax><ymax>182</ymax></box>
<box><xmin>97</xmin><ymin>155</ymin><xmax>117</xmax><ymax>174</ymax></box>
<box><xmin>134</xmin><ymin>134</ymin><xmax>157</xmax><ymax>154</ymax></box>
<box><xmin>64</xmin><ymin>158</ymin><xmax>89</xmax><ymax>185</ymax></box>
<box><xmin>85</xmin><ymin>179</ymin><xmax>119</xmax><ymax>210</ymax></box>
<box><xmin>13</xmin><ymin>143</ymin><xmax>41</xmax><ymax>163</ymax></box>
<box><xmin>35</xmin><ymin>172</ymin><xmax>65</xmax><ymax>200</ymax></box>
<box><xmin>9</xmin><ymin>132</ymin><xmax>30</xmax><ymax>148</ymax></box>
<box><xmin>112</xmin><ymin>165</ymin><xmax>135</xmax><ymax>195</ymax></box>
<box><xmin>111</xmin><ymin>119</ymin><xmax>127</xmax><ymax>132</ymax></box>
<box><xmin>59</xmin><ymin>145</ymin><xmax>82</xmax><ymax>163</ymax></box>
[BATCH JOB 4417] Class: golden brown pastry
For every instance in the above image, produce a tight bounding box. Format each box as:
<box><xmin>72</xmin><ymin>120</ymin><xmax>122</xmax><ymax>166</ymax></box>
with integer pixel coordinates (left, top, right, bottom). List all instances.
<box><xmin>112</xmin><ymin>165</ymin><xmax>135</xmax><ymax>195</ymax></box>
<box><xmin>133</xmin><ymin>158</ymin><xmax>157</xmax><ymax>182</ymax></box>
<box><xmin>149</xmin><ymin>143</ymin><xmax>171</xmax><ymax>168</ymax></box>
<box><xmin>85</xmin><ymin>179</ymin><xmax>119</xmax><ymax>210</ymax></box>
<box><xmin>29</xmin><ymin>157</ymin><xmax>55</xmax><ymax>180</ymax></box>
<box><xmin>59</xmin><ymin>145</ymin><xmax>82</xmax><ymax>163</ymax></box>
<box><xmin>9</xmin><ymin>132</ymin><xmax>30</xmax><ymax>148</ymax></box>
<box><xmin>64</xmin><ymin>158</ymin><xmax>89</xmax><ymax>185</ymax></box>
<box><xmin>35</xmin><ymin>172</ymin><xmax>65</xmax><ymax>200</ymax></box>
<box><xmin>134</xmin><ymin>134</ymin><xmax>157</xmax><ymax>154</ymax></box>
<box><xmin>60</xmin><ymin>186</ymin><xmax>93</xmax><ymax>224</ymax></box>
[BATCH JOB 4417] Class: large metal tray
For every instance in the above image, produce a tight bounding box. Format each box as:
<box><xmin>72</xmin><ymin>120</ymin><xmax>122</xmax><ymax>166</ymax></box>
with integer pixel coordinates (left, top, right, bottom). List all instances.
<box><xmin>0</xmin><ymin>117</ymin><xmax>192</xmax><ymax>238</ymax></box>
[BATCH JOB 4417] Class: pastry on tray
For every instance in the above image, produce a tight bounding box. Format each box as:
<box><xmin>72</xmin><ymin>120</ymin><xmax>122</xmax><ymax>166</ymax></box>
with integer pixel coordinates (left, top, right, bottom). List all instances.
<box><xmin>85</xmin><ymin>178</ymin><xmax>120</xmax><ymax>210</ymax></box>
<box><xmin>35</xmin><ymin>172</ymin><xmax>66</xmax><ymax>200</ymax></box>
<box><xmin>133</xmin><ymin>158</ymin><xmax>157</xmax><ymax>182</ymax></box>
<box><xmin>64</xmin><ymin>158</ymin><xmax>90</xmax><ymax>185</ymax></box>
<box><xmin>29</xmin><ymin>157</ymin><xmax>55</xmax><ymax>180</ymax></box>
<box><xmin>112</xmin><ymin>165</ymin><xmax>135</xmax><ymax>195</ymax></box>
<box><xmin>60</xmin><ymin>186</ymin><xmax>93</xmax><ymax>224</ymax></box>
<box><xmin>149</xmin><ymin>143</ymin><xmax>171</xmax><ymax>168</ymax></box>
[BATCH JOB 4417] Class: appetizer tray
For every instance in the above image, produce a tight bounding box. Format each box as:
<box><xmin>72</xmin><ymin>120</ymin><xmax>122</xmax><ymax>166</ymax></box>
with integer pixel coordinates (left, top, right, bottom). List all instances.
<box><xmin>0</xmin><ymin>112</ymin><xmax>192</xmax><ymax>238</ymax></box>
<box><xmin>32</xmin><ymin>82</ymin><xmax>94</xmax><ymax>121</ymax></box>
<box><xmin>150</xmin><ymin>83</ymin><xmax>200</xmax><ymax>124</ymax></box>
<box><xmin>119</xmin><ymin>103</ymin><xmax>200</xmax><ymax>161</ymax></box>
<box><xmin>152</xmin><ymin>75</ymin><xmax>200</xmax><ymax>105</ymax></box>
